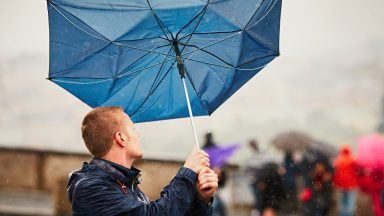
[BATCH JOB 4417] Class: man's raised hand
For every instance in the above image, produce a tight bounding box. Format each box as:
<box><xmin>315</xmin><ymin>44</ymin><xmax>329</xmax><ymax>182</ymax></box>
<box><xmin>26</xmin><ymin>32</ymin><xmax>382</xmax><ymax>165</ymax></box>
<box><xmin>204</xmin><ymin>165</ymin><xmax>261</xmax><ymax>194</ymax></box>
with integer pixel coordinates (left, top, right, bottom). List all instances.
<box><xmin>196</xmin><ymin>167</ymin><xmax>218</xmax><ymax>204</ymax></box>
<box><xmin>183</xmin><ymin>146</ymin><xmax>210</xmax><ymax>174</ymax></box>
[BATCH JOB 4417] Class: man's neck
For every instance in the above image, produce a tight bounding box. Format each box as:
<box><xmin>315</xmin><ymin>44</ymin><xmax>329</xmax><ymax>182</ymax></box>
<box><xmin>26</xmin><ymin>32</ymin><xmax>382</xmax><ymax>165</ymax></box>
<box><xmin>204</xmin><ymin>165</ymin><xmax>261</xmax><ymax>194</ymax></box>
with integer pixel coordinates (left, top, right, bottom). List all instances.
<box><xmin>102</xmin><ymin>154</ymin><xmax>135</xmax><ymax>169</ymax></box>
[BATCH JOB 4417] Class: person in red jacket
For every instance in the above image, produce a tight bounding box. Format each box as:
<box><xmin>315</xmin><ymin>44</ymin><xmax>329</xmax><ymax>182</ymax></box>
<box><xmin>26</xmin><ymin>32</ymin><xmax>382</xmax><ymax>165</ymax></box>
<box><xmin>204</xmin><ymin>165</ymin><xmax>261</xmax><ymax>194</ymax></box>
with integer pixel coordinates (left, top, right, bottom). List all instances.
<box><xmin>333</xmin><ymin>145</ymin><xmax>358</xmax><ymax>216</ymax></box>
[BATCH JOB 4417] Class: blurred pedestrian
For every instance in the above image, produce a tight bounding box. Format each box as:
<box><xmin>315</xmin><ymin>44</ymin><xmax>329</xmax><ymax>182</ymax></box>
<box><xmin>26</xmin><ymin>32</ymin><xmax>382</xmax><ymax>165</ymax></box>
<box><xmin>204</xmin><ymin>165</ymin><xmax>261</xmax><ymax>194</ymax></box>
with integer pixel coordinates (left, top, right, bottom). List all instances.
<box><xmin>248</xmin><ymin>139</ymin><xmax>265</xmax><ymax>213</ymax></box>
<box><xmin>246</xmin><ymin>139</ymin><xmax>282</xmax><ymax>215</ymax></box>
<box><xmin>68</xmin><ymin>107</ymin><xmax>218</xmax><ymax>216</ymax></box>
<box><xmin>282</xmin><ymin>152</ymin><xmax>299</xmax><ymax>212</ymax></box>
<box><xmin>204</xmin><ymin>132</ymin><xmax>217</xmax><ymax>148</ymax></box>
<box><xmin>333</xmin><ymin>145</ymin><xmax>358</xmax><ymax>216</ymax></box>
<box><xmin>300</xmin><ymin>156</ymin><xmax>333</xmax><ymax>216</ymax></box>
<box><xmin>256</xmin><ymin>163</ymin><xmax>286</xmax><ymax>216</ymax></box>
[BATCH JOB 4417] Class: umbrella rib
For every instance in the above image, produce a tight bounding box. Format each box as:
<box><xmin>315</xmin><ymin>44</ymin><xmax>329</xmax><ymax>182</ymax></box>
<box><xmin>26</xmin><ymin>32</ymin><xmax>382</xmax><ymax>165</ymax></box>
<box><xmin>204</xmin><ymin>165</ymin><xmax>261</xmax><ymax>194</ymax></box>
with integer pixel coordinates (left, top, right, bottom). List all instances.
<box><xmin>115</xmin><ymin>36</ymin><xmax>169</xmax><ymax>43</ymax></box>
<box><xmin>50</xmin><ymin>40</ymin><xmax>114</xmax><ymax>57</ymax></box>
<box><xmin>236</xmin><ymin>54</ymin><xmax>277</xmax><ymax>71</ymax></box>
<box><xmin>245</xmin><ymin>0</ymin><xmax>278</xmax><ymax>30</ymax></box>
<box><xmin>49</xmin><ymin>41</ymin><xmax>114</xmax><ymax>78</ymax></box>
<box><xmin>129</xmin><ymin>52</ymin><xmax>177</xmax><ymax>118</ymax></box>
<box><xmin>178</xmin><ymin>0</ymin><xmax>278</xmax><ymax>48</ymax></box>
<box><xmin>178</xmin><ymin>29</ymin><xmax>242</xmax><ymax>41</ymax></box>
<box><xmin>179</xmin><ymin>5</ymin><xmax>209</xmax><ymax>54</ymax></box>
<box><xmin>50</xmin><ymin>55</ymin><xmax>176</xmax><ymax>84</ymax></box>
<box><xmin>49</xmin><ymin>41</ymin><xmax>172</xmax><ymax>78</ymax></box>
<box><xmin>116</xmin><ymin>60</ymin><xmax>172</xmax><ymax>79</ymax></box>
<box><xmin>50</xmin><ymin>2</ymin><xmax>171</xmax><ymax>57</ymax></box>
<box><xmin>146</xmin><ymin>0</ymin><xmax>174</xmax><ymax>42</ymax></box>
<box><xmin>170</xmin><ymin>2</ymin><xmax>212</xmax><ymax>115</ymax></box>
<box><xmin>48</xmin><ymin>0</ymin><xmax>150</xmax><ymax>10</ymax></box>
<box><xmin>179</xmin><ymin>43</ymin><xmax>234</xmax><ymax>68</ymax></box>
<box><xmin>148</xmin><ymin>47</ymin><xmax>174</xmax><ymax>95</ymax></box>
<box><xmin>184</xmin><ymin>69</ymin><xmax>211</xmax><ymax>115</ymax></box>
<box><xmin>237</xmin><ymin>53</ymin><xmax>278</xmax><ymax>68</ymax></box>
<box><xmin>102</xmin><ymin>46</ymin><xmax>174</xmax><ymax>108</ymax></box>
<box><xmin>175</xmin><ymin>0</ymin><xmax>210</xmax><ymax>40</ymax></box>
<box><xmin>181</xmin><ymin>31</ymin><xmax>241</xmax><ymax>57</ymax></box>
<box><xmin>183</xmin><ymin>58</ymin><xmax>233</xmax><ymax>69</ymax></box>
<box><xmin>49</xmin><ymin>2</ymin><xmax>110</xmax><ymax>41</ymax></box>
<box><xmin>243</xmin><ymin>0</ymin><xmax>267</xmax><ymax>30</ymax></box>
<box><xmin>49</xmin><ymin>1</ymin><xmax>163</xmax><ymax>43</ymax></box>
<box><xmin>114</xmin><ymin>43</ymin><xmax>172</xmax><ymax>77</ymax></box>
<box><xmin>50</xmin><ymin>77</ymin><xmax>114</xmax><ymax>85</ymax></box>
<box><xmin>147</xmin><ymin>61</ymin><xmax>176</xmax><ymax>97</ymax></box>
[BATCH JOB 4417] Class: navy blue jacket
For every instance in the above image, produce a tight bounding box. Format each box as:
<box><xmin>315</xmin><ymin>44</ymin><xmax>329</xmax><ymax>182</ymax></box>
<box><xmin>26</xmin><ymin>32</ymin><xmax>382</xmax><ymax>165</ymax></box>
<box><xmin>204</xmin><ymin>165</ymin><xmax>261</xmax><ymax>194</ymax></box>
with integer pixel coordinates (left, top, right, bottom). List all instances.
<box><xmin>67</xmin><ymin>159</ymin><xmax>212</xmax><ymax>216</ymax></box>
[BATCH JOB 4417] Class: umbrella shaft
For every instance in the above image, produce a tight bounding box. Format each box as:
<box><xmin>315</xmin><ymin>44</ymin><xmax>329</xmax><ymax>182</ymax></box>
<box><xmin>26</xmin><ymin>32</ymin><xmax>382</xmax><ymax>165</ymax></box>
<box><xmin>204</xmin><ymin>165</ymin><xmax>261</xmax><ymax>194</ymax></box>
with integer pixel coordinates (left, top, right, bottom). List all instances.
<box><xmin>174</xmin><ymin>41</ymin><xmax>199</xmax><ymax>149</ymax></box>
<box><xmin>173</xmin><ymin>42</ymin><xmax>186</xmax><ymax>78</ymax></box>
<box><xmin>182</xmin><ymin>77</ymin><xmax>200</xmax><ymax>149</ymax></box>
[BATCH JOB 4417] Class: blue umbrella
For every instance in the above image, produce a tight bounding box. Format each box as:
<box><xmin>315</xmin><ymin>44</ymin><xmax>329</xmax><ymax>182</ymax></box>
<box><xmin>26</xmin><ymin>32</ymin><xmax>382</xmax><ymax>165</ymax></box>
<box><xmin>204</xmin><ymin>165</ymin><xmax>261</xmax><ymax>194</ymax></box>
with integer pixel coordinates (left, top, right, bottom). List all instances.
<box><xmin>47</xmin><ymin>0</ymin><xmax>281</xmax><ymax>148</ymax></box>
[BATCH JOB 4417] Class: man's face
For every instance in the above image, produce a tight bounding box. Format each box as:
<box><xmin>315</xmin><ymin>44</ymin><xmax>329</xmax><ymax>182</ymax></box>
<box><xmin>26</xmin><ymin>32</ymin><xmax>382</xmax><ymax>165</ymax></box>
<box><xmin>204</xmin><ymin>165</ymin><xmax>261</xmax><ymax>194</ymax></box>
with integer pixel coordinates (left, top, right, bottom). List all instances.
<box><xmin>120</xmin><ymin>112</ymin><xmax>143</xmax><ymax>160</ymax></box>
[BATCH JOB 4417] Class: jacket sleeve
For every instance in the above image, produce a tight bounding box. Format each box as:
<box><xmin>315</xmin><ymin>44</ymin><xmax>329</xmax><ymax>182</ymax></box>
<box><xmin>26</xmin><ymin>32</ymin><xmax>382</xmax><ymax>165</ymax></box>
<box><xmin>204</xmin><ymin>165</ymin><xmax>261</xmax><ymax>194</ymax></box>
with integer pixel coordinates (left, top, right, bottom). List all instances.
<box><xmin>71</xmin><ymin>167</ymin><xmax>198</xmax><ymax>216</ymax></box>
<box><xmin>185</xmin><ymin>196</ymin><xmax>213</xmax><ymax>216</ymax></box>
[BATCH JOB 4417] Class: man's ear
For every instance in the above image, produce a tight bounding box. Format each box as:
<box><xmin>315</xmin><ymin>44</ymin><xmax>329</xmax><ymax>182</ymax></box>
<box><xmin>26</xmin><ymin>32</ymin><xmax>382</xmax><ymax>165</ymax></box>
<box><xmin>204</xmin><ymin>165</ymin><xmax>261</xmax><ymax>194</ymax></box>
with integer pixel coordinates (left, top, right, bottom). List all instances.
<box><xmin>115</xmin><ymin>132</ymin><xmax>127</xmax><ymax>147</ymax></box>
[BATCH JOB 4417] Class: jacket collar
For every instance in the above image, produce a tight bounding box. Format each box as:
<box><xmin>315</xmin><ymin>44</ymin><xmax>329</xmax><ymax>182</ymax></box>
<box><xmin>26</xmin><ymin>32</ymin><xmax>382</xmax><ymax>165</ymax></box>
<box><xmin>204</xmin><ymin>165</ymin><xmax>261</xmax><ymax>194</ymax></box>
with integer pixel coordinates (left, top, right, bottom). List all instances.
<box><xmin>90</xmin><ymin>158</ymin><xmax>141</xmax><ymax>185</ymax></box>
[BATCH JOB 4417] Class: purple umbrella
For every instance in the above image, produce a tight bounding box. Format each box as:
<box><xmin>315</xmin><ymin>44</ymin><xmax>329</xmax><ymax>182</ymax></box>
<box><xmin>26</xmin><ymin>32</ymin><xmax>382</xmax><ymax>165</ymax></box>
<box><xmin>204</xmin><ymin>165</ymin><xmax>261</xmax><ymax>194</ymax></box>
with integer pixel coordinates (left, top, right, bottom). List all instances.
<box><xmin>204</xmin><ymin>144</ymin><xmax>241</xmax><ymax>168</ymax></box>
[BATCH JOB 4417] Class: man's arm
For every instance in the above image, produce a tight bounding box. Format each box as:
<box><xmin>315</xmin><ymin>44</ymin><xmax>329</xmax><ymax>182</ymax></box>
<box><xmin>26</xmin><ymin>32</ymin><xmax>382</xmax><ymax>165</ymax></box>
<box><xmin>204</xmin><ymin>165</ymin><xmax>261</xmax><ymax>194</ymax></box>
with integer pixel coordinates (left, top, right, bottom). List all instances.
<box><xmin>72</xmin><ymin>148</ymin><xmax>210</xmax><ymax>216</ymax></box>
<box><xmin>72</xmin><ymin>167</ymin><xmax>198</xmax><ymax>216</ymax></box>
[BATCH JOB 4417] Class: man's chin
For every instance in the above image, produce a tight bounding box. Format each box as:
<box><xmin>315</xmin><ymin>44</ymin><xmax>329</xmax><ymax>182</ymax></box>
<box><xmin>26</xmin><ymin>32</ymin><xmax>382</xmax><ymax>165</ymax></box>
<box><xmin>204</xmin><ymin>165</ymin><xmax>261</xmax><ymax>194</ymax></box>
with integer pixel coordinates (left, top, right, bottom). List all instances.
<box><xmin>136</xmin><ymin>152</ymin><xmax>143</xmax><ymax>159</ymax></box>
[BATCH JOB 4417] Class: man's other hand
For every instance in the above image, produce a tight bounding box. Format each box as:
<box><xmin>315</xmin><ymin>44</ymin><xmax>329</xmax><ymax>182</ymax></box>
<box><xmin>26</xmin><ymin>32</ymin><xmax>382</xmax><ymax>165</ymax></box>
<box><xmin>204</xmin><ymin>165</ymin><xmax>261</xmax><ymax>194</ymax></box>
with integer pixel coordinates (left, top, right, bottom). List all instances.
<box><xmin>184</xmin><ymin>147</ymin><xmax>210</xmax><ymax>174</ymax></box>
<box><xmin>196</xmin><ymin>167</ymin><xmax>218</xmax><ymax>203</ymax></box>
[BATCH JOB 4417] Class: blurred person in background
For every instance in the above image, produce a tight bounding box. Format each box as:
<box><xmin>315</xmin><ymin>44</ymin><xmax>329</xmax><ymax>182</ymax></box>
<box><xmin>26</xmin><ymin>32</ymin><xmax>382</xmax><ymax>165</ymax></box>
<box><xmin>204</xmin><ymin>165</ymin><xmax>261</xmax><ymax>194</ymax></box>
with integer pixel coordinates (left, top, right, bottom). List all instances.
<box><xmin>333</xmin><ymin>145</ymin><xmax>358</xmax><ymax>216</ymax></box>
<box><xmin>299</xmin><ymin>149</ymin><xmax>334</xmax><ymax>216</ymax></box>
<box><xmin>245</xmin><ymin>139</ymin><xmax>282</xmax><ymax>215</ymax></box>
<box><xmin>68</xmin><ymin>107</ymin><xmax>218</xmax><ymax>216</ymax></box>
<box><xmin>256</xmin><ymin>162</ymin><xmax>286</xmax><ymax>216</ymax></box>
<box><xmin>282</xmin><ymin>152</ymin><xmax>299</xmax><ymax>212</ymax></box>
<box><xmin>204</xmin><ymin>132</ymin><xmax>217</xmax><ymax>148</ymax></box>
<box><xmin>247</xmin><ymin>139</ymin><xmax>265</xmax><ymax>213</ymax></box>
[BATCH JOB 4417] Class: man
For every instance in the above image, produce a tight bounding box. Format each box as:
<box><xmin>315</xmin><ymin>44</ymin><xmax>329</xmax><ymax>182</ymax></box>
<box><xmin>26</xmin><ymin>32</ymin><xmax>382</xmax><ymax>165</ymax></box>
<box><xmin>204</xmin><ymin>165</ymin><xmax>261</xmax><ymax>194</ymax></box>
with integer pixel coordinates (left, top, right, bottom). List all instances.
<box><xmin>68</xmin><ymin>107</ymin><xmax>218</xmax><ymax>215</ymax></box>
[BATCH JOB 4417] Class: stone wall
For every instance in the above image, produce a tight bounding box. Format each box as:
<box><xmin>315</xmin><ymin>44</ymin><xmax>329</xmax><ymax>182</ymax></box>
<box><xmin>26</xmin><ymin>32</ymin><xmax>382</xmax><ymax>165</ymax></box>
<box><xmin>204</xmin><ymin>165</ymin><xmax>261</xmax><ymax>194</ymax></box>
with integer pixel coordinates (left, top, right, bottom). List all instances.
<box><xmin>0</xmin><ymin>147</ymin><xmax>185</xmax><ymax>215</ymax></box>
<box><xmin>0</xmin><ymin>147</ymin><xmax>183</xmax><ymax>198</ymax></box>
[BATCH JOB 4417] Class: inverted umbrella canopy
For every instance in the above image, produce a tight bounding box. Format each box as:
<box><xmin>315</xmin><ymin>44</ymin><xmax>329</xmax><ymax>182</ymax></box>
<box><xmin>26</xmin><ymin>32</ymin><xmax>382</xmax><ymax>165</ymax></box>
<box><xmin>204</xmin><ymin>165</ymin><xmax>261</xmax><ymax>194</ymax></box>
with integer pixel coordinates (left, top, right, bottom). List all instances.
<box><xmin>271</xmin><ymin>131</ymin><xmax>313</xmax><ymax>152</ymax></box>
<box><xmin>47</xmin><ymin>0</ymin><xmax>281</xmax><ymax>121</ymax></box>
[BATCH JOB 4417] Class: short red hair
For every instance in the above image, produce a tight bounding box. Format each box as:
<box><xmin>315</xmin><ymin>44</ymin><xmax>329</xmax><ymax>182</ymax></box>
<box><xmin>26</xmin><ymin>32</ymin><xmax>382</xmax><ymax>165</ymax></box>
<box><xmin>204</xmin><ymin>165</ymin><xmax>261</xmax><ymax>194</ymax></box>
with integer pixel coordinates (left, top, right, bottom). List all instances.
<box><xmin>81</xmin><ymin>106</ymin><xmax>124</xmax><ymax>158</ymax></box>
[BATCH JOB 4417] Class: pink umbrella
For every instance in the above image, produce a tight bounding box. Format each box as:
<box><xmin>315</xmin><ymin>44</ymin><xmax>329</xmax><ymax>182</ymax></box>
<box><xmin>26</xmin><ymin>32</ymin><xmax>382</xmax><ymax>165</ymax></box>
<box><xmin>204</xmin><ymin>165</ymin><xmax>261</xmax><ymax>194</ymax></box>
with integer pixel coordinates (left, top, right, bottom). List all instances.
<box><xmin>357</xmin><ymin>133</ymin><xmax>384</xmax><ymax>216</ymax></box>
<box><xmin>358</xmin><ymin>133</ymin><xmax>384</xmax><ymax>169</ymax></box>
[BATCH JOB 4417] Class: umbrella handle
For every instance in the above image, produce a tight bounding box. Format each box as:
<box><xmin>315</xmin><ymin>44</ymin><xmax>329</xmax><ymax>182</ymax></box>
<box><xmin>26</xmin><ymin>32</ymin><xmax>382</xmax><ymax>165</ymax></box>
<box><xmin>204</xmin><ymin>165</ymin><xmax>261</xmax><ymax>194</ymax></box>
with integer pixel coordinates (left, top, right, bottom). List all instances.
<box><xmin>182</xmin><ymin>77</ymin><xmax>200</xmax><ymax>150</ymax></box>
